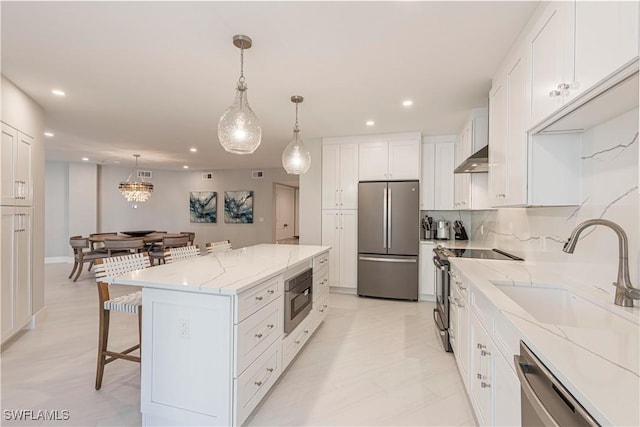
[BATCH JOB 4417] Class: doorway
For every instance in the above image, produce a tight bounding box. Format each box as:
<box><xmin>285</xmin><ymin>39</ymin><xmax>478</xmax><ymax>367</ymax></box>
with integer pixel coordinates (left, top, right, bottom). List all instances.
<box><xmin>274</xmin><ymin>183</ymin><xmax>298</xmax><ymax>244</ymax></box>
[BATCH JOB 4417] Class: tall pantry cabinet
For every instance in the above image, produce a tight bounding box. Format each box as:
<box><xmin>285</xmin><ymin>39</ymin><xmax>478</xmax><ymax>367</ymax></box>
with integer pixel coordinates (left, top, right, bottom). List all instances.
<box><xmin>1</xmin><ymin>76</ymin><xmax>45</xmax><ymax>346</ymax></box>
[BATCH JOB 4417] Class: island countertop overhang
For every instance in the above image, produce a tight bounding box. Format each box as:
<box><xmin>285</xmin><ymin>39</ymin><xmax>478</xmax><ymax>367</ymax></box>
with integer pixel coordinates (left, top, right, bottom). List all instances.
<box><xmin>108</xmin><ymin>244</ymin><xmax>331</xmax><ymax>295</ymax></box>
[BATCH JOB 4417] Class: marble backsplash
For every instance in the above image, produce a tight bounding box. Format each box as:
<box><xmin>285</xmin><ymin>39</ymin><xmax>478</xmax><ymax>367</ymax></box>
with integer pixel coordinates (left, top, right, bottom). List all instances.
<box><xmin>470</xmin><ymin>108</ymin><xmax>639</xmax><ymax>287</ymax></box>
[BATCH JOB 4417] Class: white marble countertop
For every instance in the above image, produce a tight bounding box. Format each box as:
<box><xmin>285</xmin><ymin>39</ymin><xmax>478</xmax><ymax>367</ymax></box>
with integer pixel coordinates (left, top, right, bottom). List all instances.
<box><xmin>110</xmin><ymin>244</ymin><xmax>330</xmax><ymax>295</ymax></box>
<box><xmin>449</xmin><ymin>258</ymin><xmax>640</xmax><ymax>426</ymax></box>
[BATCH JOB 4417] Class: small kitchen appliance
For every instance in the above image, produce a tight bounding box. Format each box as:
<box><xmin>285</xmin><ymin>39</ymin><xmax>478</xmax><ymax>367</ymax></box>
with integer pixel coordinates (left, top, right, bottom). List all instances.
<box><xmin>434</xmin><ymin>220</ymin><xmax>450</xmax><ymax>240</ymax></box>
<box><xmin>453</xmin><ymin>220</ymin><xmax>469</xmax><ymax>240</ymax></box>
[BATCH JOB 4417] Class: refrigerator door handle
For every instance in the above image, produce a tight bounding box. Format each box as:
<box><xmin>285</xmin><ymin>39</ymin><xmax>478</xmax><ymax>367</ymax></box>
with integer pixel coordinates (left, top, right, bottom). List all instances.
<box><xmin>359</xmin><ymin>256</ymin><xmax>417</xmax><ymax>263</ymax></box>
<box><xmin>382</xmin><ymin>187</ymin><xmax>387</xmax><ymax>249</ymax></box>
<box><xmin>387</xmin><ymin>188</ymin><xmax>392</xmax><ymax>249</ymax></box>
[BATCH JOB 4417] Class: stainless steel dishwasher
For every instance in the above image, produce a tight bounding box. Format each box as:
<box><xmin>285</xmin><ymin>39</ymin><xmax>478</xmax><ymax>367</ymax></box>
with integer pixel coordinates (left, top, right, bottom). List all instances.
<box><xmin>514</xmin><ymin>341</ymin><xmax>600</xmax><ymax>426</ymax></box>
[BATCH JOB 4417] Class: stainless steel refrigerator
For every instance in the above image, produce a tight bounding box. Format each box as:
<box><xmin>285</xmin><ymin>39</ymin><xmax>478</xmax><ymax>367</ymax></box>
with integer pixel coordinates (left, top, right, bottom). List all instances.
<box><xmin>357</xmin><ymin>181</ymin><xmax>419</xmax><ymax>300</ymax></box>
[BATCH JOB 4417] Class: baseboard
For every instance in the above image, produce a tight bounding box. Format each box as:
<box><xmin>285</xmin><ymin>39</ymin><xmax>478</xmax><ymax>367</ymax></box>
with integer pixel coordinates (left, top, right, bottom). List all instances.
<box><xmin>329</xmin><ymin>286</ymin><xmax>357</xmax><ymax>295</ymax></box>
<box><xmin>45</xmin><ymin>256</ymin><xmax>73</xmax><ymax>264</ymax></box>
<box><xmin>419</xmin><ymin>294</ymin><xmax>436</xmax><ymax>302</ymax></box>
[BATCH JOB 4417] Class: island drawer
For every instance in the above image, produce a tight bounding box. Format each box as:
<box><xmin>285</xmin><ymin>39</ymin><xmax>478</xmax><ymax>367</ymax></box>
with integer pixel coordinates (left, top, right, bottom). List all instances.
<box><xmin>233</xmin><ymin>338</ymin><xmax>282</xmax><ymax>425</ymax></box>
<box><xmin>282</xmin><ymin>312</ymin><xmax>314</xmax><ymax>370</ymax></box>
<box><xmin>313</xmin><ymin>252</ymin><xmax>329</xmax><ymax>272</ymax></box>
<box><xmin>313</xmin><ymin>268</ymin><xmax>329</xmax><ymax>301</ymax></box>
<box><xmin>234</xmin><ymin>297</ymin><xmax>283</xmax><ymax>377</ymax></box>
<box><xmin>236</xmin><ymin>275</ymin><xmax>283</xmax><ymax>324</ymax></box>
<box><xmin>314</xmin><ymin>293</ymin><xmax>329</xmax><ymax>326</ymax></box>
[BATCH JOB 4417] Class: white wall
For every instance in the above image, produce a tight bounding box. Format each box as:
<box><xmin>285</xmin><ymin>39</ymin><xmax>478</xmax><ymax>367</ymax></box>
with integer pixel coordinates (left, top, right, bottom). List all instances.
<box><xmin>299</xmin><ymin>138</ymin><xmax>322</xmax><ymax>244</ymax></box>
<box><xmin>1</xmin><ymin>75</ymin><xmax>46</xmax><ymax>313</ymax></box>
<box><xmin>470</xmin><ymin>108</ymin><xmax>639</xmax><ymax>286</ymax></box>
<box><xmin>44</xmin><ymin>162</ymin><xmax>69</xmax><ymax>257</ymax></box>
<box><xmin>97</xmin><ymin>165</ymin><xmax>296</xmax><ymax>249</ymax></box>
<box><xmin>68</xmin><ymin>163</ymin><xmax>97</xmax><ymax>239</ymax></box>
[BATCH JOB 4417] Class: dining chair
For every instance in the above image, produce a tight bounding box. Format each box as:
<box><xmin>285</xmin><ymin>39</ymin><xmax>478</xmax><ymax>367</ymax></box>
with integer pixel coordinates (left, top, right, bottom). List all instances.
<box><xmin>103</xmin><ymin>238</ymin><xmax>145</xmax><ymax>257</ymax></box>
<box><xmin>69</xmin><ymin>236</ymin><xmax>109</xmax><ymax>282</ymax></box>
<box><xmin>180</xmin><ymin>231</ymin><xmax>196</xmax><ymax>246</ymax></box>
<box><xmin>205</xmin><ymin>240</ymin><xmax>233</xmax><ymax>254</ymax></box>
<box><xmin>93</xmin><ymin>252</ymin><xmax>151</xmax><ymax>390</ymax></box>
<box><xmin>165</xmin><ymin>245</ymin><xmax>201</xmax><ymax>264</ymax></box>
<box><xmin>149</xmin><ymin>235</ymin><xmax>190</xmax><ymax>265</ymax></box>
<box><xmin>89</xmin><ymin>232</ymin><xmax>118</xmax><ymax>252</ymax></box>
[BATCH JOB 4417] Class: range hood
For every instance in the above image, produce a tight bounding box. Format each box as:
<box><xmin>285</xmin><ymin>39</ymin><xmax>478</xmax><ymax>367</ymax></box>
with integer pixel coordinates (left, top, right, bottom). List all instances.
<box><xmin>454</xmin><ymin>145</ymin><xmax>488</xmax><ymax>173</ymax></box>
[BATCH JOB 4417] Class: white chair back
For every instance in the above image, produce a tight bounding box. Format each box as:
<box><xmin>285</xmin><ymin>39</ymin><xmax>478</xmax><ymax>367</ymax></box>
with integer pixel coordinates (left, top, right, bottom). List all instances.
<box><xmin>205</xmin><ymin>240</ymin><xmax>232</xmax><ymax>254</ymax></box>
<box><xmin>166</xmin><ymin>245</ymin><xmax>201</xmax><ymax>264</ymax></box>
<box><xmin>95</xmin><ymin>252</ymin><xmax>151</xmax><ymax>282</ymax></box>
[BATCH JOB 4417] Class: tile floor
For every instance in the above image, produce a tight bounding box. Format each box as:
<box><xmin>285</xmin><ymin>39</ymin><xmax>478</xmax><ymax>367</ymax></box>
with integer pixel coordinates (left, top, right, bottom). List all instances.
<box><xmin>1</xmin><ymin>263</ymin><xmax>476</xmax><ymax>426</ymax></box>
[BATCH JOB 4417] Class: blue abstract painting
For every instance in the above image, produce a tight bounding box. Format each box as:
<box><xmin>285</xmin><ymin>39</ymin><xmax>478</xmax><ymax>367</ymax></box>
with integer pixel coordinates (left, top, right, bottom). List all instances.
<box><xmin>224</xmin><ymin>190</ymin><xmax>254</xmax><ymax>224</ymax></box>
<box><xmin>190</xmin><ymin>191</ymin><xmax>217</xmax><ymax>223</ymax></box>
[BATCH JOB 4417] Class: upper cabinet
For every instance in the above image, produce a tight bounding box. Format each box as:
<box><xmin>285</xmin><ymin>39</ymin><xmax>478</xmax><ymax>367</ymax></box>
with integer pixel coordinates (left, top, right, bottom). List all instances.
<box><xmin>454</xmin><ymin>109</ymin><xmax>489</xmax><ymax>210</ymax></box>
<box><xmin>421</xmin><ymin>137</ymin><xmax>455</xmax><ymax>211</ymax></box>
<box><xmin>1</xmin><ymin>123</ymin><xmax>33</xmax><ymax>206</ymax></box>
<box><xmin>359</xmin><ymin>136</ymin><xmax>420</xmax><ymax>181</ymax></box>
<box><xmin>322</xmin><ymin>142</ymin><xmax>359</xmax><ymax>210</ymax></box>
<box><xmin>527</xmin><ymin>0</ymin><xmax>639</xmax><ymax>128</ymax></box>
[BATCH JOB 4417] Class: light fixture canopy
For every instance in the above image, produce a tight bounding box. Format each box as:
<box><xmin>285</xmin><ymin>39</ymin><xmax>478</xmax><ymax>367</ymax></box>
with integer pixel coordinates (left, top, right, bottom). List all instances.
<box><xmin>282</xmin><ymin>96</ymin><xmax>311</xmax><ymax>175</ymax></box>
<box><xmin>218</xmin><ymin>34</ymin><xmax>262</xmax><ymax>155</ymax></box>
<box><xmin>119</xmin><ymin>154</ymin><xmax>154</xmax><ymax>202</ymax></box>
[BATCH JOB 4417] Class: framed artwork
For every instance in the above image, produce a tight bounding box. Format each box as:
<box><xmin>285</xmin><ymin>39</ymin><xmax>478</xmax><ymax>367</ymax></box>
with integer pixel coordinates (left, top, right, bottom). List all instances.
<box><xmin>190</xmin><ymin>191</ymin><xmax>217</xmax><ymax>223</ymax></box>
<box><xmin>224</xmin><ymin>190</ymin><xmax>254</xmax><ymax>224</ymax></box>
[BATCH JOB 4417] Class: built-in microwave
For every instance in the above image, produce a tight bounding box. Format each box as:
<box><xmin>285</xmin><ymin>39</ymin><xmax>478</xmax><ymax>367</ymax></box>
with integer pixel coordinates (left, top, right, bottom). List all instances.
<box><xmin>284</xmin><ymin>268</ymin><xmax>313</xmax><ymax>334</ymax></box>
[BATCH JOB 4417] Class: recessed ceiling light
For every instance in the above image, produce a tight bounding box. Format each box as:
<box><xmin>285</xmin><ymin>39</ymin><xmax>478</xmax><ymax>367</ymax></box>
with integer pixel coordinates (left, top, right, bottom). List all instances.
<box><xmin>82</xmin><ymin>157</ymin><xmax>89</xmax><ymax>161</ymax></box>
<box><xmin>51</xmin><ymin>89</ymin><xmax>66</xmax><ymax>97</ymax></box>
<box><xmin>190</xmin><ymin>148</ymin><xmax>197</xmax><ymax>152</ymax></box>
<box><xmin>113</xmin><ymin>160</ymin><xmax>120</xmax><ymax>164</ymax></box>
<box><xmin>366</xmin><ymin>120</ymin><xmax>375</xmax><ymax>126</ymax></box>
<box><xmin>471</xmin><ymin>163</ymin><xmax>478</xmax><ymax>167</ymax></box>
<box><xmin>183</xmin><ymin>165</ymin><xmax>189</xmax><ymax>169</ymax></box>
<box><xmin>44</xmin><ymin>132</ymin><xmax>54</xmax><ymax>137</ymax></box>
<box><xmin>402</xmin><ymin>100</ymin><xmax>413</xmax><ymax>107</ymax></box>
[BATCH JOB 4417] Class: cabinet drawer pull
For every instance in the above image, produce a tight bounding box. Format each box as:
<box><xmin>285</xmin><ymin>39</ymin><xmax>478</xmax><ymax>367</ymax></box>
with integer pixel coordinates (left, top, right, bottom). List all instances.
<box><xmin>323</xmin><ymin>304</ymin><xmax>327</xmax><ymax>309</ymax></box>
<box><xmin>476</xmin><ymin>373</ymin><xmax>482</xmax><ymax>380</ymax></box>
<box><xmin>549</xmin><ymin>89</ymin><xmax>561</xmax><ymax>97</ymax></box>
<box><xmin>267</xmin><ymin>289</ymin><xmax>275</xmax><ymax>295</ymax></box>
<box><xmin>319</xmin><ymin>309</ymin><xmax>325</xmax><ymax>313</ymax></box>
<box><xmin>254</xmin><ymin>381</ymin><xmax>263</xmax><ymax>387</ymax></box>
<box><xmin>481</xmin><ymin>350</ymin><xmax>491</xmax><ymax>357</ymax></box>
<box><xmin>481</xmin><ymin>382</ymin><xmax>491</xmax><ymax>389</ymax></box>
<box><xmin>477</xmin><ymin>343</ymin><xmax>486</xmax><ymax>350</ymax></box>
<box><xmin>255</xmin><ymin>296</ymin><xmax>264</xmax><ymax>301</ymax></box>
<box><xmin>294</xmin><ymin>340</ymin><xmax>300</xmax><ymax>344</ymax></box>
<box><xmin>266</xmin><ymin>368</ymin><xmax>274</xmax><ymax>373</ymax></box>
<box><xmin>255</xmin><ymin>333</ymin><xmax>263</xmax><ymax>339</ymax></box>
<box><xmin>304</xmin><ymin>329</ymin><xmax>309</xmax><ymax>334</ymax></box>
<box><xmin>266</xmin><ymin>324</ymin><xmax>274</xmax><ymax>329</ymax></box>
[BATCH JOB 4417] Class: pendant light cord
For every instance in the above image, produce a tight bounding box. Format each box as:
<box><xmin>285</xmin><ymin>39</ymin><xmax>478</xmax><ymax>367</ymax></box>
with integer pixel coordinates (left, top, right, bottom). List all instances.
<box><xmin>238</xmin><ymin>46</ymin><xmax>246</xmax><ymax>86</ymax></box>
<box><xmin>294</xmin><ymin>102</ymin><xmax>300</xmax><ymax>132</ymax></box>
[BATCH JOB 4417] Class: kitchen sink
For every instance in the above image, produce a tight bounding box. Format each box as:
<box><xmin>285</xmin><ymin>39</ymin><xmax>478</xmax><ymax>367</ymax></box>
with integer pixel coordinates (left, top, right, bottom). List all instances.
<box><xmin>492</xmin><ymin>283</ymin><xmax>628</xmax><ymax>329</ymax></box>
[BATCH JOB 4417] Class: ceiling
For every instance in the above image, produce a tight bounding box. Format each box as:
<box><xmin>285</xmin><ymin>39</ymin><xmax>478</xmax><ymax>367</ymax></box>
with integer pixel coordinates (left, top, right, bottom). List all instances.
<box><xmin>1</xmin><ymin>1</ymin><xmax>538</xmax><ymax>171</ymax></box>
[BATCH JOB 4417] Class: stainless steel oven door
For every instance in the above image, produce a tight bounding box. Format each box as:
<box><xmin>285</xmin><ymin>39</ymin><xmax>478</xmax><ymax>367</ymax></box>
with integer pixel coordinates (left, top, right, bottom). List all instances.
<box><xmin>433</xmin><ymin>255</ymin><xmax>452</xmax><ymax>352</ymax></box>
<box><xmin>284</xmin><ymin>279</ymin><xmax>312</xmax><ymax>334</ymax></box>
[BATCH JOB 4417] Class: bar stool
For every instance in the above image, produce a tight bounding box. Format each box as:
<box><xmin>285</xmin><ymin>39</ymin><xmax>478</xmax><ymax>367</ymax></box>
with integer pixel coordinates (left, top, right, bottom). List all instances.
<box><xmin>205</xmin><ymin>240</ymin><xmax>233</xmax><ymax>254</ymax></box>
<box><xmin>165</xmin><ymin>245</ymin><xmax>200</xmax><ymax>264</ymax></box>
<box><xmin>93</xmin><ymin>252</ymin><xmax>151</xmax><ymax>390</ymax></box>
<box><xmin>149</xmin><ymin>235</ymin><xmax>190</xmax><ymax>265</ymax></box>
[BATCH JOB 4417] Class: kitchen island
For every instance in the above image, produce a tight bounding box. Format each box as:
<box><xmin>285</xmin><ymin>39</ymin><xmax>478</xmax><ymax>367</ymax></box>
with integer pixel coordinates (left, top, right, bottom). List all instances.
<box><xmin>109</xmin><ymin>244</ymin><xmax>331</xmax><ymax>427</ymax></box>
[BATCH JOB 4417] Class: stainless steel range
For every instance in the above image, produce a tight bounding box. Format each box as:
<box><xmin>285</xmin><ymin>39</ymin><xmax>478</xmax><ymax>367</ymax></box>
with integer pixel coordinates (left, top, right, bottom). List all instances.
<box><xmin>432</xmin><ymin>246</ymin><xmax>523</xmax><ymax>352</ymax></box>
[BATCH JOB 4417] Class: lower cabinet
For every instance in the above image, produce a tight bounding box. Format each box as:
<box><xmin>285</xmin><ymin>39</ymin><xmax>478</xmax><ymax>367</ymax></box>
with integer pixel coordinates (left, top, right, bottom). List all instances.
<box><xmin>418</xmin><ymin>242</ymin><xmax>436</xmax><ymax>299</ymax></box>
<box><xmin>1</xmin><ymin>206</ymin><xmax>32</xmax><ymax>344</ymax></box>
<box><xmin>321</xmin><ymin>209</ymin><xmax>357</xmax><ymax>290</ymax></box>
<box><xmin>451</xmin><ymin>266</ymin><xmax>521</xmax><ymax>427</ymax></box>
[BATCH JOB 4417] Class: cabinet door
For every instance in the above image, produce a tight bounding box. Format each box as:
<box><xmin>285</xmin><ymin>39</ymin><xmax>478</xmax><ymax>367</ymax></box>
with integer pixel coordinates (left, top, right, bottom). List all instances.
<box><xmin>339</xmin><ymin>210</ymin><xmax>358</xmax><ymax>290</ymax></box>
<box><xmin>1</xmin><ymin>208</ymin><xmax>16</xmax><ymax>341</ymax></box>
<box><xmin>419</xmin><ymin>243</ymin><xmax>435</xmax><ymax>297</ymax></box>
<box><xmin>489</xmin><ymin>77</ymin><xmax>508</xmax><ymax>207</ymax></box>
<box><xmin>454</xmin><ymin>174</ymin><xmax>470</xmax><ymax>210</ymax></box>
<box><xmin>388</xmin><ymin>139</ymin><xmax>420</xmax><ymax>180</ymax></box>
<box><xmin>505</xmin><ymin>52</ymin><xmax>528</xmax><ymax>207</ymax></box>
<box><xmin>15</xmin><ymin>133</ymin><xmax>32</xmax><ymax>205</ymax></box>
<box><xmin>528</xmin><ymin>2</ymin><xmax>570</xmax><ymax>126</ymax></box>
<box><xmin>14</xmin><ymin>208</ymin><xmax>32</xmax><ymax>328</ymax></box>
<box><xmin>494</xmin><ymin>352</ymin><xmax>521</xmax><ymax>427</ymax></box>
<box><xmin>571</xmin><ymin>1</ymin><xmax>639</xmax><ymax>101</ymax></box>
<box><xmin>339</xmin><ymin>144</ymin><xmax>359</xmax><ymax>209</ymax></box>
<box><xmin>420</xmin><ymin>143</ymin><xmax>435</xmax><ymax>210</ymax></box>
<box><xmin>322</xmin><ymin>144</ymin><xmax>340</xmax><ymax>209</ymax></box>
<box><xmin>1</xmin><ymin>124</ymin><xmax>17</xmax><ymax>205</ymax></box>
<box><xmin>434</xmin><ymin>143</ymin><xmax>455</xmax><ymax>210</ymax></box>
<box><xmin>458</xmin><ymin>297</ymin><xmax>470</xmax><ymax>390</ymax></box>
<box><xmin>359</xmin><ymin>142</ymin><xmax>388</xmax><ymax>181</ymax></box>
<box><xmin>321</xmin><ymin>210</ymin><xmax>341</xmax><ymax>288</ymax></box>
<box><xmin>470</xmin><ymin>313</ymin><xmax>494</xmax><ymax>426</ymax></box>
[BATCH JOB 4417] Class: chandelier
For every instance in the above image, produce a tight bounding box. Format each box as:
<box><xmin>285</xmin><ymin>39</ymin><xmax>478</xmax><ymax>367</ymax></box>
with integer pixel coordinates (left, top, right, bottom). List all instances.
<box><xmin>218</xmin><ymin>34</ymin><xmax>262</xmax><ymax>155</ymax></box>
<box><xmin>119</xmin><ymin>154</ymin><xmax>154</xmax><ymax>202</ymax></box>
<box><xmin>282</xmin><ymin>96</ymin><xmax>311</xmax><ymax>174</ymax></box>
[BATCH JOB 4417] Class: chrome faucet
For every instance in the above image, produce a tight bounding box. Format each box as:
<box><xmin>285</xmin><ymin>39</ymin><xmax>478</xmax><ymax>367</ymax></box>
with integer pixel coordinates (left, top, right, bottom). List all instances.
<box><xmin>563</xmin><ymin>219</ymin><xmax>639</xmax><ymax>307</ymax></box>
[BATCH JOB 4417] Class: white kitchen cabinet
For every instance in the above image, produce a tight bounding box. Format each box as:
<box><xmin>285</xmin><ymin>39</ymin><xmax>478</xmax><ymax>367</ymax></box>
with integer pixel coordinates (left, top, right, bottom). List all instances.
<box><xmin>1</xmin><ymin>206</ymin><xmax>32</xmax><ymax>343</ymax></box>
<box><xmin>527</xmin><ymin>0</ymin><xmax>639</xmax><ymax>128</ymax></box>
<box><xmin>454</xmin><ymin>110</ymin><xmax>489</xmax><ymax>210</ymax></box>
<box><xmin>418</xmin><ymin>242</ymin><xmax>436</xmax><ymax>300</ymax></box>
<box><xmin>469</xmin><ymin>312</ymin><xmax>494</xmax><ymax>426</ymax></box>
<box><xmin>493</xmin><ymin>346</ymin><xmax>521</xmax><ymax>427</ymax></box>
<box><xmin>359</xmin><ymin>137</ymin><xmax>420</xmax><ymax>181</ymax></box>
<box><xmin>322</xmin><ymin>142</ymin><xmax>358</xmax><ymax>209</ymax></box>
<box><xmin>1</xmin><ymin>123</ymin><xmax>33</xmax><ymax>206</ymax></box>
<box><xmin>321</xmin><ymin>209</ymin><xmax>357</xmax><ymax>290</ymax></box>
<box><xmin>450</xmin><ymin>267</ymin><xmax>470</xmax><ymax>389</ymax></box>
<box><xmin>421</xmin><ymin>139</ymin><xmax>455</xmax><ymax>210</ymax></box>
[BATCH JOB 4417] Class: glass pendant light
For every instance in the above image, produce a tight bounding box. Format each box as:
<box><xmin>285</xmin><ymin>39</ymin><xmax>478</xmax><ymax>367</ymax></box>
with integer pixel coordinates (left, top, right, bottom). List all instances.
<box><xmin>218</xmin><ymin>35</ymin><xmax>262</xmax><ymax>155</ymax></box>
<box><xmin>282</xmin><ymin>96</ymin><xmax>311</xmax><ymax>175</ymax></box>
<box><xmin>119</xmin><ymin>154</ymin><xmax>154</xmax><ymax>202</ymax></box>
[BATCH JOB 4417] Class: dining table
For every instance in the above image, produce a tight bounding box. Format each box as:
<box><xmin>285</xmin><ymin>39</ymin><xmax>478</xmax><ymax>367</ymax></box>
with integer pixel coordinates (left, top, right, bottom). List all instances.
<box><xmin>88</xmin><ymin>232</ymin><xmax>185</xmax><ymax>244</ymax></box>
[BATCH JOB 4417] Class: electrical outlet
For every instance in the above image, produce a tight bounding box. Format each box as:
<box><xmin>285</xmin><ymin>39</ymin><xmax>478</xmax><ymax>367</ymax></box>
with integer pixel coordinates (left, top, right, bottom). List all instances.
<box><xmin>178</xmin><ymin>319</ymin><xmax>190</xmax><ymax>338</ymax></box>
